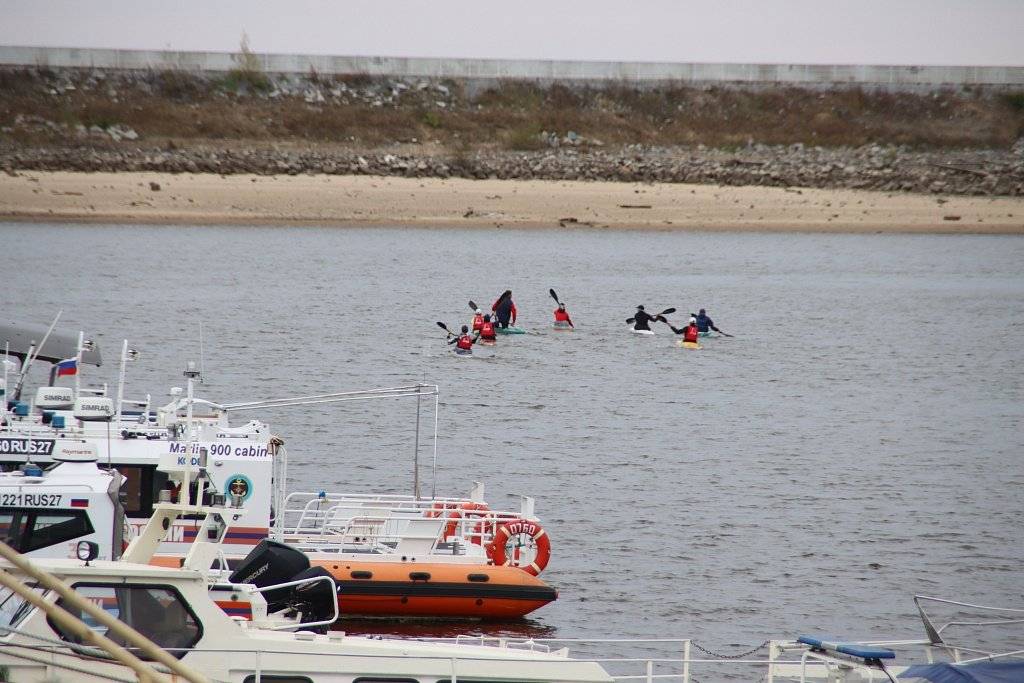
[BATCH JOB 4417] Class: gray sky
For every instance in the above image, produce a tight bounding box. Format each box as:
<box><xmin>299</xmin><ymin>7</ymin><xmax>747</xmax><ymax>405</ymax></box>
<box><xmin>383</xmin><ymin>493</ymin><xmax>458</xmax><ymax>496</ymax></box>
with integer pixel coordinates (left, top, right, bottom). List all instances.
<box><xmin>3</xmin><ymin>0</ymin><xmax>1022</xmax><ymax>65</ymax></box>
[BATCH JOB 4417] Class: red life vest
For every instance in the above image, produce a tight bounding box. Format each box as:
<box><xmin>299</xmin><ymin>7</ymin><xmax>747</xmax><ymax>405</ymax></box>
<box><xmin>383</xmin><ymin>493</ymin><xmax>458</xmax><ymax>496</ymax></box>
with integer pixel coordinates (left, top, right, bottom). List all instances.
<box><xmin>480</xmin><ymin>322</ymin><xmax>496</xmax><ymax>339</ymax></box>
<box><xmin>472</xmin><ymin>314</ymin><xmax>484</xmax><ymax>331</ymax></box>
<box><xmin>683</xmin><ymin>325</ymin><xmax>699</xmax><ymax>343</ymax></box>
<box><xmin>456</xmin><ymin>334</ymin><xmax>474</xmax><ymax>350</ymax></box>
<box><xmin>554</xmin><ymin>309</ymin><xmax>571</xmax><ymax>322</ymax></box>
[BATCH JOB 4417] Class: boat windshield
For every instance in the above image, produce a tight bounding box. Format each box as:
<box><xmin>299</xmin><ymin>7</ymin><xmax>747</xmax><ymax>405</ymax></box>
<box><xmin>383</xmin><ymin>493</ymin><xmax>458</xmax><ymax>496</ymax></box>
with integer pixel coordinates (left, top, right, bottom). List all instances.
<box><xmin>0</xmin><ymin>582</ymin><xmax>45</xmax><ymax>632</ymax></box>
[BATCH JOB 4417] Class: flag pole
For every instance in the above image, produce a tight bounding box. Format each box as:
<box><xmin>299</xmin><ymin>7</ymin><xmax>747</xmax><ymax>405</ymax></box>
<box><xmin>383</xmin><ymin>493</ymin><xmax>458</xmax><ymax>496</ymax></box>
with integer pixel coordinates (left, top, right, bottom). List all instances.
<box><xmin>74</xmin><ymin>330</ymin><xmax>84</xmax><ymax>399</ymax></box>
<box><xmin>1</xmin><ymin>341</ymin><xmax>8</xmax><ymax>422</ymax></box>
<box><xmin>115</xmin><ymin>339</ymin><xmax>127</xmax><ymax>434</ymax></box>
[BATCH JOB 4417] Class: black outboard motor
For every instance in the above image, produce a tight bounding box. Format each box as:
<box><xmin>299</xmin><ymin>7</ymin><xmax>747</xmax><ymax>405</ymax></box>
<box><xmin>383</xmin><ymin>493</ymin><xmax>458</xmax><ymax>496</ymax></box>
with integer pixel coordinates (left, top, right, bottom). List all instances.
<box><xmin>229</xmin><ymin>540</ymin><xmax>338</xmax><ymax>631</ymax></box>
<box><xmin>290</xmin><ymin>566</ymin><xmax>338</xmax><ymax>631</ymax></box>
<box><xmin>230</xmin><ymin>540</ymin><xmax>311</xmax><ymax>610</ymax></box>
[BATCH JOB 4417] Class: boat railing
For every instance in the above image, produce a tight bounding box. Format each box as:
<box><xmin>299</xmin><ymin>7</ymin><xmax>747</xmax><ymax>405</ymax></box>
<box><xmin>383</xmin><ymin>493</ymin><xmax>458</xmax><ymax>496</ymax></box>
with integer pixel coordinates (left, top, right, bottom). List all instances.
<box><xmin>279</xmin><ymin>493</ymin><xmax>535</xmax><ymax>549</ymax></box>
<box><xmin>211</xmin><ymin>574</ymin><xmax>339</xmax><ymax>632</ymax></box>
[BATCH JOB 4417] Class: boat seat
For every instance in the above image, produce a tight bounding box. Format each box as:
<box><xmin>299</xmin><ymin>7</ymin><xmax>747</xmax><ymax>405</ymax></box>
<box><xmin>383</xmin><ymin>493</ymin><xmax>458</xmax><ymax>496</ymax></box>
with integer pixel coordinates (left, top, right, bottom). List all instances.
<box><xmin>797</xmin><ymin>635</ymin><xmax>896</xmax><ymax>660</ymax></box>
<box><xmin>394</xmin><ymin>518</ymin><xmax>449</xmax><ymax>555</ymax></box>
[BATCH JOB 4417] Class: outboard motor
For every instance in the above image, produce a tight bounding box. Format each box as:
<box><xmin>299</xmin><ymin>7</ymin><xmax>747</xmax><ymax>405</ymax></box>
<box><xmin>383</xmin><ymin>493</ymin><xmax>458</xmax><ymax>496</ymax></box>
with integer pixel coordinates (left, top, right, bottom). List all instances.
<box><xmin>230</xmin><ymin>540</ymin><xmax>338</xmax><ymax>631</ymax></box>
<box><xmin>230</xmin><ymin>539</ymin><xmax>310</xmax><ymax>609</ymax></box>
<box><xmin>290</xmin><ymin>566</ymin><xmax>338</xmax><ymax>631</ymax></box>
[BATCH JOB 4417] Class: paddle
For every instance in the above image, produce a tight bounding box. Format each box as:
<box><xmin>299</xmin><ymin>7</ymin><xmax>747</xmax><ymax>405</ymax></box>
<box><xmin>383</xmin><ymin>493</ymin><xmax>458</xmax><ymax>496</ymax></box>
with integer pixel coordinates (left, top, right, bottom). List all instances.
<box><xmin>628</xmin><ymin>307</ymin><xmax>675</xmax><ymax>326</ymax></box>
<box><xmin>436</xmin><ymin>321</ymin><xmax>457</xmax><ymax>338</ymax></box>
<box><xmin>468</xmin><ymin>300</ymin><xmax>479</xmax><ymax>311</ymax></box>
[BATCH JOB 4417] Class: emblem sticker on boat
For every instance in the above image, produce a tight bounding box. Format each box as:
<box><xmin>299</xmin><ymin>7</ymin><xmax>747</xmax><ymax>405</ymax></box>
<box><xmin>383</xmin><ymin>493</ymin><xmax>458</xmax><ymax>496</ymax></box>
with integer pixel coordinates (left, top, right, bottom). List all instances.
<box><xmin>226</xmin><ymin>474</ymin><xmax>253</xmax><ymax>501</ymax></box>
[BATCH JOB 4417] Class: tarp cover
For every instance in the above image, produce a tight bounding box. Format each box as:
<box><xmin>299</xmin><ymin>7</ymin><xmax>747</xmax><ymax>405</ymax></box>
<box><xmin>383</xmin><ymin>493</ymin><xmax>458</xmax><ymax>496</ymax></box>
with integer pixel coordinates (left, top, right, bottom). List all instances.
<box><xmin>899</xmin><ymin>661</ymin><xmax>1024</xmax><ymax>683</ymax></box>
<box><xmin>0</xmin><ymin>321</ymin><xmax>101</xmax><ymax>366</ymax></box>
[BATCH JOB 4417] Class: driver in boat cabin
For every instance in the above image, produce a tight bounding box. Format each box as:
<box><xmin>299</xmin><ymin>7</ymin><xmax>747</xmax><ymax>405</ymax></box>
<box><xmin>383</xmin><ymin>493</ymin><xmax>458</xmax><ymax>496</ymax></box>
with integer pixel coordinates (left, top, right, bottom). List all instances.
<box><xmin>553</xmin><ymin>302</ymin><xmax>574</xmax><ymax>328</ymax></box>
<box><xmin>448</xmin><ymin>325</ymin><xmax>479</xmax><ymax>352</ymax></box>
<box><xmin>669</xmin><ymin>317</ymin><xmax>701</xmax><ymax>343</ymax></box>
<box><xmin>479</xmin><ymin>314</ymin><xmax>498</xmax><ymax>343</ymax></box>
<box><xmin>491</xmin><ymin>290</ymin><xmax>517</xmax><ymax>329</ymax></box>
<box><xmin>471</xmin><ymin>308</ymin><xmax>485</xmax><ymax>332</ymax></box>
<box><xmin>693</xmin><ymin>308</ymin><xmax>725</xmax><ymax>336</ymax></box>
<box><xmin>631</xmin><ymin>305</ymin><xmax>657</xmax><ymax>331</ymax></box>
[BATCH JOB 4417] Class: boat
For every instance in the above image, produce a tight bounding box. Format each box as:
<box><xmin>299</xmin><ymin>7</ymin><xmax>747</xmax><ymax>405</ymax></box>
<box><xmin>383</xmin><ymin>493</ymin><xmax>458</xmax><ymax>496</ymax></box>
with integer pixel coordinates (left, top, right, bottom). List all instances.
<box><xmin>677</xmin><ymin>341</ymin><xmax>702</xmax><ymax>350</ymax></box>
<box><xmin>630</xmin><ymin>328</ymin><xmax>655</xmax><ymax>336</ymax></box>
<box><xmin>496</xmin><ymin>326</ymin><xmax>527</xmax><ymax>334</ymax></box>
<box><xmin>411</xmin><ymin>595</ymin><xmax>1024</xmax><ymax>683</ymax></box>
<box><xmin>0</xmin><ymin>473</ymin><xmax>611</xmax><ymax>683</ymax></box>
<box><xmin>552</xmin><ymin>321</ymin><xmax>574</xmax><ymax>331</ymax></box>
<box><xmin>0</xmin><ymin>326</ymin><xmax>558</xmax><ymax>619</ymax></box>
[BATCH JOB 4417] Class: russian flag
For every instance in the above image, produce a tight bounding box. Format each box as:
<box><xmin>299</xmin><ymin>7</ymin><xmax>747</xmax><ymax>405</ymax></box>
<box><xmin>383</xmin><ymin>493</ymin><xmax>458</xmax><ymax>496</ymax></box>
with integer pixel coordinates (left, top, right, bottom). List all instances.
<box><xmin>56</xmin><ymin>358</ymin><xmax>78</xmax><ymax>377</ymax></box>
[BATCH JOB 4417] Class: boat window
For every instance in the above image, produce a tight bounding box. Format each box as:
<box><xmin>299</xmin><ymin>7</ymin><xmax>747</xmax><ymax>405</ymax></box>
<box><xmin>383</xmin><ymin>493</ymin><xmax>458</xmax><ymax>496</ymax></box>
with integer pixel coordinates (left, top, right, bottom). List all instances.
<box><xmin>0</xmin><ymin>508</ymin><xmax>94</xmax><ymax>553</ymax></box>
<box><xmin>352</xmin><ymin>679</ymin><xmax>420</xmax><ymax>683</ymax></box>
<box><xmin>51</xmin><ymin>583</ymin><xmax>202</xmax><ymax>658</ymax></box>
<box><xmin>23</xmin><ymin>511</ymin><xmax>94</xmax><ymax>552</ymax></box>
<box><xmin>0</xmin><ymin>582</ymin><xmax>45</xmax><ymax>629</ymax></box>
<box><xmin>244</xmin><ymin>677</ymin><xmax>316</xmax><ymax>683</ymax></box>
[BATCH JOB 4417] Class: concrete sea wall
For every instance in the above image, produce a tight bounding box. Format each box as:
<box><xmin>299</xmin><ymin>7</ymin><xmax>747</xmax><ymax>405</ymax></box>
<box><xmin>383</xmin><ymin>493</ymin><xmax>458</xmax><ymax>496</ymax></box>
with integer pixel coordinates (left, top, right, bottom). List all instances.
<box><xmin>1</xmin><ymin>45</ymin><xmax>1022</xmax><ymax>91</ymax></box>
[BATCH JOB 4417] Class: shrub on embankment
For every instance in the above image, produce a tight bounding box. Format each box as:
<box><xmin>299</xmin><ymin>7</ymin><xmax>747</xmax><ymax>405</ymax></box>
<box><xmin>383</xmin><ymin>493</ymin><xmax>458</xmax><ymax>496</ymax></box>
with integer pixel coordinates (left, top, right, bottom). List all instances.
<box><xmin>1</xmin><ymin>67</ymin><xmax>1022</xmax><ymax>150</ymax></box>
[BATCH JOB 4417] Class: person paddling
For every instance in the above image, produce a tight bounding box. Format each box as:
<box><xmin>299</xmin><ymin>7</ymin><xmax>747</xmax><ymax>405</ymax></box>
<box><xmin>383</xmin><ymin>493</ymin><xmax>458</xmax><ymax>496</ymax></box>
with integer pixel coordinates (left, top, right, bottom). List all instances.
<box><xmin>479</xmin><ymin>314</ymin><xmax>498</xmax><ymax>343</ymax></box>
<box><xmin>491</xmin><ymin>290</ymin><xmax>517</xmax><ymax>329</ymax></box>
<box><xmin>669</xmin><ymin>317</ymin><xmax>701</xmax><ymax>344</ymax></box>
<box><xmin>447</xmin><ymin>325</ymin><xmax>479</xmax><ymax>354</ymax></box>
<box><xmin>471</xmin><ymin>308</ymin><xmax>485</xmax><ymax>332</ymax></box>
<box><xmin>630</xmin><ymin>305</ymin><xmax>657</xmax><ymax>331</ymax></box>
<box><xmin>692</xmin><ymin>308</ymin><xmax>730</xmax><ymax>336</ymax></box>
<box><xmin>553</xmin><ymin>302</ymin><xmax>574</xmax><ymax>329</ymax></box>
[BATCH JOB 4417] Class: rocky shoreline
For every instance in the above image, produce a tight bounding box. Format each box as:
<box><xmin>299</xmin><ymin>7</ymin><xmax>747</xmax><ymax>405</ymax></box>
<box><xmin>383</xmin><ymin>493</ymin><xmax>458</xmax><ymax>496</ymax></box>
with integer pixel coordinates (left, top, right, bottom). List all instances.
<box><xmin>3</xmin><ymin>141</ymin><xmax>1023</xmax><ymax>196</ymax></box>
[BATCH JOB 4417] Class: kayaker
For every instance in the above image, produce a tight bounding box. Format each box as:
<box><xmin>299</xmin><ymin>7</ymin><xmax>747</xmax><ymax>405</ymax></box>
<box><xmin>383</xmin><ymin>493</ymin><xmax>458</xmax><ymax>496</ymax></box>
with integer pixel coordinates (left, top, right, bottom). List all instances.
<box><xmin>553</xmin><ymin>303</ymin><xmax>574</xmax><ymax>328</ymax></box>
<box><xmin>448</xmin><ymin>325</ymin><xmax>478</xmax><ymax>353</ymax></box>
<box><xmin>670</xmin><ymin>317</ymin><xmax>701</xmax><ymax>343</ymax></box>
<box><xmin>479</xmin><ymin>314</ymin><xmax>498</xmax><ymax>342</ymax></box>
<box><xmin>693</xmin><ymin>308</ymin><xmax>727</xmax><ymax>336</ymax></box>
<box><xmin>491</xmin><ymin>290</ymin><xmax>517</xmax><ymax>329</ymax></box>
<box><xmin>630</xmin><ymin>305</ymin><xmax>657</xmax><ymax>331</ymax></box>
<box><xmin>471</xmin><ymin>308</ymin><xmax>485</xmax><ymax>332</ymax></box>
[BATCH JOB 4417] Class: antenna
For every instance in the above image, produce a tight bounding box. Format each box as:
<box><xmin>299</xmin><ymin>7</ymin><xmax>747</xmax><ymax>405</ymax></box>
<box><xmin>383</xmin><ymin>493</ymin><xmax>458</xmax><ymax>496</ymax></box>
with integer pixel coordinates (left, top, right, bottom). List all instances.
<box><xmin>13</xmin><ymin>309</ymin><xmax>62</xmax><ymax>401</ymax></box>
<box><xmin>198</xmin><ymin>322</ymin><xmax>205</xmax><ymax>384</ymax></box>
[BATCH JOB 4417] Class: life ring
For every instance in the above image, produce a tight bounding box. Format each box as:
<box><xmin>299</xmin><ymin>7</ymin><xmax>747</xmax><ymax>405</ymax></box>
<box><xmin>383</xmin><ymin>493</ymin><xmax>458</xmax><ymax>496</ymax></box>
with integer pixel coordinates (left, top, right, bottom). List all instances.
<box><xmin>486</xmin><ymin>519</ymin><xmax>551</xmax><ymax>576</ymax></box>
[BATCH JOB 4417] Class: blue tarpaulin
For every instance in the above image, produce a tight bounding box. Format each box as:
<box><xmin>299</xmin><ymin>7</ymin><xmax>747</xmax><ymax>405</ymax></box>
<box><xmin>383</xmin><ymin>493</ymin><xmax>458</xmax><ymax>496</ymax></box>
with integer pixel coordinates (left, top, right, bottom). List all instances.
<box><xmin>899</xmin><ymin>661</ymin><xmax>1024</xmax><ymax>683</ymax></box>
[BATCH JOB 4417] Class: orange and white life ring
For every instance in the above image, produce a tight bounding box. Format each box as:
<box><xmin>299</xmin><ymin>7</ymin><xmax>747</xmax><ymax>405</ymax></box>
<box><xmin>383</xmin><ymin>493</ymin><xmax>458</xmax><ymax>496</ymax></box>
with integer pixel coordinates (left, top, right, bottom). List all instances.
<box><xmin>486</xmin><ymin>519</ymin><xmax>551</xmax><ymax>576</ymax></box>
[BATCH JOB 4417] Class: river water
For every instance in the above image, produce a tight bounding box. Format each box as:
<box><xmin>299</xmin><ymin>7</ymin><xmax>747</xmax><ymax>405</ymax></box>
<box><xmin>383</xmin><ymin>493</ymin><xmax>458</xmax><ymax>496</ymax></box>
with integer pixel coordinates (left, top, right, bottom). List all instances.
<box><xmin>2</xmin><ymin>223</ymin><xmax>1023</xmax><ymax>665</ymax></box>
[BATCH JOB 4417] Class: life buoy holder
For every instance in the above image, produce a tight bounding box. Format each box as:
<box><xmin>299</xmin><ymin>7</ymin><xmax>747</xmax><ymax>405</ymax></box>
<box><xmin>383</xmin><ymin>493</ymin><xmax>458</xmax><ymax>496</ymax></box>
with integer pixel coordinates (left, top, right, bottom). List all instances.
<box><xmin>426</xmin><ymin>501</ymin><xmax>490</xmax><ymax>541</ymax></box>
<box><xmin>486</xmin><ymin>519</ymin><xmax>551</xmax><ymax>576</ymax></box>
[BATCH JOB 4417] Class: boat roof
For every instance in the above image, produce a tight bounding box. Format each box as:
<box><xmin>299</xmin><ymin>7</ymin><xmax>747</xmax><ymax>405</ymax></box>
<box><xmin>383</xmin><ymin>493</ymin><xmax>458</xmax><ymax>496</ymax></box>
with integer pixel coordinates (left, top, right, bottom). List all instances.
<box><xmin>0</xmin><ymin>321</ymin><xmax>102</xmax><ymax>366</ymax></box>
<box><xmin>0</xmin><ymin>557</ymin><xmax>203</xmax><ymax>581</ymax></box>
<box><xmin>900</xmin><ymin>661</ymin><xmax>1024</xmax><ymax>683</ymax></box>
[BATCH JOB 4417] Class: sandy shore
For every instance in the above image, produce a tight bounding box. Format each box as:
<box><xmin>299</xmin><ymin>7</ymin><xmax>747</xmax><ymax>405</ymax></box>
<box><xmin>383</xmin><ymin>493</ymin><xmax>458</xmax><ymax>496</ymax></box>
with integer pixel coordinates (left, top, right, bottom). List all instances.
<box><xmin>1</xmin><ymin>171</ymin><xmax>1022</xmax><ymax>233</ymax></box>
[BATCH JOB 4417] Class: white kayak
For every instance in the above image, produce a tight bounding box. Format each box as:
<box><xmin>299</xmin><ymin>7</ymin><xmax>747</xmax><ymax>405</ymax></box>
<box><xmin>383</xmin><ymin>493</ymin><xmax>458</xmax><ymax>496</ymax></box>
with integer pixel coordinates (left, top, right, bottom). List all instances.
<box><xmin>630</xmin><ymin>328</ymin><xmax>655</xmax><ymax>336</ymax></box>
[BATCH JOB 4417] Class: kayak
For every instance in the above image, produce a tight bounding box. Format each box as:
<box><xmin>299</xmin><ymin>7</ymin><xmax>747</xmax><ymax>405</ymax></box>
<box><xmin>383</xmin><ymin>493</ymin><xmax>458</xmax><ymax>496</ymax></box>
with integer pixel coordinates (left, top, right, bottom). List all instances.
<box><xmin>480</xmin><ymin>339</ymin><xmax>497</xmax><ymax>346</ymax></box>
<box><xmin>631</xmin><ymin>328</ymin><xmax>655</xmax><ymax>336</ymax></box>
<box><xmin>496</xmin><ymin>326</ymin><xmax>527</xmax><ymax>335</ymax></box>
<box><xmin>552</xmin><ymin>321</ymin><xmax>573</xmax><ymax>331</ymax></box>
<box><xmin>453</xmin><ymin>348</ymin><xmax>473</xmax><ymax>356</ymax></box>
<box><xmin>678</xmin><ymin>341</ymin><xmax>702</xmax><ymax>350</ymax></box>
<box><xmin>698</xmin><ymin>331</ymin><xmax>716</xmax><ymax>338</ymax></box>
